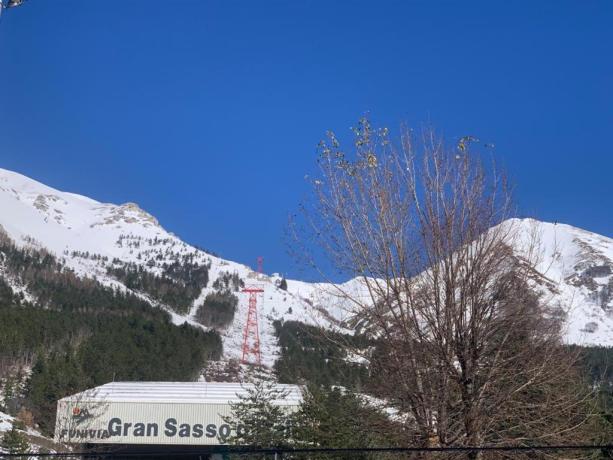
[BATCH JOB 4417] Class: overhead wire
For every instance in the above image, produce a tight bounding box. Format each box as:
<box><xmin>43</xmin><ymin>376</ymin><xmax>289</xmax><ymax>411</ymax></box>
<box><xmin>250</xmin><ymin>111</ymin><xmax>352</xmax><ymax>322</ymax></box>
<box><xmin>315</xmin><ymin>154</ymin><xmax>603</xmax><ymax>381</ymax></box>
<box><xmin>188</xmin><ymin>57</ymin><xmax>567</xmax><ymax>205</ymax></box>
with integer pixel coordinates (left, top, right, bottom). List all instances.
<box><xmin>1</xmin><ymin>444</ymin><xmax>613</xmax><ymax>458</ymax></box>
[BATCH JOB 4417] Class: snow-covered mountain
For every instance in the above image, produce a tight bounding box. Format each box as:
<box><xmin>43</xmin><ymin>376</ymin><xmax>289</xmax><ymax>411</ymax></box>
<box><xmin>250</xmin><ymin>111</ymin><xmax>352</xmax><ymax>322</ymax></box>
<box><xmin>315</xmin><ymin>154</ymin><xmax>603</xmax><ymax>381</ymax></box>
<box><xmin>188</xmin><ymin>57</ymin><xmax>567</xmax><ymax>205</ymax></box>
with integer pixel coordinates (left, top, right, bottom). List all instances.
<box><xmin>0</xmin><ymin>168</ymin><xmax>355</xmax><ymax>367</ymax></box>
<box><xmin>520</xmin><ymin>218</ymin><xmax>613</xmax><ymax>345</ymax></box>
<box><xmin>0</xmin><ymin>167</ymin><xmax>612</xmax><ymax>363</ymax></box>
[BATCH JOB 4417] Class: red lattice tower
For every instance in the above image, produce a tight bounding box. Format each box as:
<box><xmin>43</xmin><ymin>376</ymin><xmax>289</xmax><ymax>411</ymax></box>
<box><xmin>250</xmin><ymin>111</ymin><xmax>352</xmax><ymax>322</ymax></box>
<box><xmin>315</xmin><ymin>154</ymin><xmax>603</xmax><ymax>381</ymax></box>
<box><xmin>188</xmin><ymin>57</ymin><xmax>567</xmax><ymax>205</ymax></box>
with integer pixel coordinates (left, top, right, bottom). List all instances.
<box><xmin>241</xmin><ymin>257</ymin><xmax>265</xmax><ymax>365</ymax></box>
<box><xmin>240</xmin><ymin>286</ymin><xmax>263</xmax><ymax>365</ymax></box>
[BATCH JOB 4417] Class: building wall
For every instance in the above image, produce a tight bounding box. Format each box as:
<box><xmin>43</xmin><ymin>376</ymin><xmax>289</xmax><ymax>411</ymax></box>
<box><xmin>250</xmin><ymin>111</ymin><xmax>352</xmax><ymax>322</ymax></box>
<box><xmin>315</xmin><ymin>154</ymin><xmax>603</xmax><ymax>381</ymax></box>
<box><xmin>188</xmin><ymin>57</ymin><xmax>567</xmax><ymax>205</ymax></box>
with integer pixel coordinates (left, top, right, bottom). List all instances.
<box><xmin>55</xmin><ymin>399</ymin><xmax>295</xmax><ymax>445</ymax></box>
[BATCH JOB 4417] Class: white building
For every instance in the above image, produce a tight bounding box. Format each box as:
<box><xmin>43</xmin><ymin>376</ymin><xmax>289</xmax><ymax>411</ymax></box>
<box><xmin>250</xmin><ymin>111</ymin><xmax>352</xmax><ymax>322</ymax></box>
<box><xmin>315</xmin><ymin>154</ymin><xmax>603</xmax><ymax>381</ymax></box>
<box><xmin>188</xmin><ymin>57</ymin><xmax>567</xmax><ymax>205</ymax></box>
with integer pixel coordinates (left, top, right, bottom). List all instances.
<box><xmin>55</xmin><ymin>381</ymin><xmax>302</xmax><ymax>450</ymax></box>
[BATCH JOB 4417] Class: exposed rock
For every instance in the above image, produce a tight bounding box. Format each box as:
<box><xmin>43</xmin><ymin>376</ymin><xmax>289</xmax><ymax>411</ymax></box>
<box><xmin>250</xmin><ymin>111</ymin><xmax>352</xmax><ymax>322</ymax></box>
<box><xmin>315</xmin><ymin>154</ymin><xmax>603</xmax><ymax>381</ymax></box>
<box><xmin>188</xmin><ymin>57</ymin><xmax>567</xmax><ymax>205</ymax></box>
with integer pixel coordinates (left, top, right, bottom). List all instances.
<box><xmin>582</xmin><ymin>322</ymin><xmax>599</xmax><ymax>333</ymax></box>
<box><xmin>584</xmin><ymin>265</ymin><xmax>612</xmax><ymax>278</ymax></box>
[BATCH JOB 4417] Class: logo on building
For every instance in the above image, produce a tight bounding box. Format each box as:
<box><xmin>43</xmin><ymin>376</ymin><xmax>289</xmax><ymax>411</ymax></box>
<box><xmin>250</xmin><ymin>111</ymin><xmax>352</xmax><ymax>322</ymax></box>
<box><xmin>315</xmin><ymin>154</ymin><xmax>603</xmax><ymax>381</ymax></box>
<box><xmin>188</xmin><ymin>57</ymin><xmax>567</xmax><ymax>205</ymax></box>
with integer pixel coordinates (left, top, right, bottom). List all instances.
<box><xmin>72</xmin><ymin>407</ymin><xmax>92</xmax><ymax>423</ymax></box>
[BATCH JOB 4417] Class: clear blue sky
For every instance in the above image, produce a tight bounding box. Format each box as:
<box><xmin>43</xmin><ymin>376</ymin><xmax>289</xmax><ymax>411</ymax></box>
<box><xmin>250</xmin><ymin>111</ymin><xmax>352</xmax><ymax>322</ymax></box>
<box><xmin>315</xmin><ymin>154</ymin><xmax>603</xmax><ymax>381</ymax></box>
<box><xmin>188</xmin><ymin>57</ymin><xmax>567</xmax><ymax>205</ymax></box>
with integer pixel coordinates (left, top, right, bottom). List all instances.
<box><xmin>0</xmin><ymin>1</ymin><xmax>611</xmax><ymax>280</ymax></box>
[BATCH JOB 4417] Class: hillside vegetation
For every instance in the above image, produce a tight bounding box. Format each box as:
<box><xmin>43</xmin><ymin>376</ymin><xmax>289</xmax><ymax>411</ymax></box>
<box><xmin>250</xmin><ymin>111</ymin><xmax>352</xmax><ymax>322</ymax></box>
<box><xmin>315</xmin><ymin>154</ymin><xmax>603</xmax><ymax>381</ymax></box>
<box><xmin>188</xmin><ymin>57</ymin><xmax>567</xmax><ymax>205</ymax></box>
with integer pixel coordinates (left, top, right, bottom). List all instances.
<box><xmin>273</xmin><ymin>320</ymin><xmax>370</xmax><ymax>390</ymax></box>
<box><xmin>0</xmin><ymin>233</ymin><xmax>221</xmax><ymax>434</ymax></box>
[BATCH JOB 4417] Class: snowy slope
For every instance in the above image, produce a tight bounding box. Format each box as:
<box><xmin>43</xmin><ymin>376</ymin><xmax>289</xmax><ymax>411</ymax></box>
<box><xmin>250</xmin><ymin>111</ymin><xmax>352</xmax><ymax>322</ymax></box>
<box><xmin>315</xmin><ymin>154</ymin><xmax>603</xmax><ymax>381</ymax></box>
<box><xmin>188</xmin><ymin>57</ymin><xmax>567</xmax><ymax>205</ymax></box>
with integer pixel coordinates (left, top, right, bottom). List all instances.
<box><xmin>513</xmin><ymin>218</ymin><xmax>613</xmax><ymax>345</ymax></box>
<box><xmin>0</xmin><ymin>410</ymin><xmax>61</xmax><ymax>454</ymax></box>
<box><xmin>0</xmin><ymin>167</ymin><xmax>612</xmax><ymax>366</ymax></box>
<box><xmin>0</xmin><ymin>168</ymin><xmax>351</xmax><ymax>367</ymax></box>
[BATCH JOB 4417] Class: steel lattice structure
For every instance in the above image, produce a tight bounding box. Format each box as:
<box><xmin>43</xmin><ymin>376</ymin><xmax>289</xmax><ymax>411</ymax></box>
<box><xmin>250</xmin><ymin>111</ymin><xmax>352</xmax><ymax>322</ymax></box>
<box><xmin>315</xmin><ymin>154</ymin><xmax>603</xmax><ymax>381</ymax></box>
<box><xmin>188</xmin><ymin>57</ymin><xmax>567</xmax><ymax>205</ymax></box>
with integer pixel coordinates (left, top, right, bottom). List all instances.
<box><xmin>240</xmin><ymin>257</ymin><xmax>264</xmax><ymax>365</ymax></box>
<box><xmin>240</xmin><ymin>286</ymin><xmax>264</xmax><ymax>365</ymax></box>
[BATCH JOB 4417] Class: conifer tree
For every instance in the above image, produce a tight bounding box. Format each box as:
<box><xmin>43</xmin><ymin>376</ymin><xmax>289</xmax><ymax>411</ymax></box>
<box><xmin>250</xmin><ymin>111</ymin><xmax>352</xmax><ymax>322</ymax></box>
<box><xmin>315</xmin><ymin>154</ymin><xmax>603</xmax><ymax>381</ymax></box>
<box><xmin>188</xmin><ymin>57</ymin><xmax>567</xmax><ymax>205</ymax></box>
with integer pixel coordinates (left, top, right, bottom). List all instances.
<box><xmin>1</xmin><ymin>426</ymin><xmax>29</xmax><ymax>454</ymax></box>
<box><xmin>223</xmin><ymin>381</ymin><xmax>294</xmax><ymax>450</ymax></box>
<box><xmin>279</xmin><ymin>278</ymin><xmax>288</xmax><ymax>291</ymax></box>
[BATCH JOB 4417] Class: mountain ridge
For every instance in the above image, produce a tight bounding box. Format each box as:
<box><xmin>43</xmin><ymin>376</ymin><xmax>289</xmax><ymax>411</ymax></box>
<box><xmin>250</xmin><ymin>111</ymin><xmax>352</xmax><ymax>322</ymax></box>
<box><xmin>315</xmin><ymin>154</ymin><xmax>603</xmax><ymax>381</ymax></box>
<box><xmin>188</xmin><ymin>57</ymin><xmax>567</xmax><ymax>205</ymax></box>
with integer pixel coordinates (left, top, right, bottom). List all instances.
<box><xmin>0</xmin><ymin>166</ymin><xmax>612</xmax><ymax>359</ymax></box>
<box><xmin>0</xmin><ymin>167</ymin><xmax>352</xmax><ymax>368</ymax></box>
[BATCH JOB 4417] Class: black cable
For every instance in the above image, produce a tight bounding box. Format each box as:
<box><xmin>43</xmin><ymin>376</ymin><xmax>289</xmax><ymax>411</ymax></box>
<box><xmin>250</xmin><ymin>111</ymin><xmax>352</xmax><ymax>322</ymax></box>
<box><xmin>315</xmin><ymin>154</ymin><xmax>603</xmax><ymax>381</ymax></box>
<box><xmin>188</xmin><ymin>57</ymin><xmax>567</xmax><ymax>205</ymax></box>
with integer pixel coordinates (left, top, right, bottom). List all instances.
<box><xmin>1</xmin><ymin>444</ymin><xmax>613</xmax><ymax>458</ymax></box>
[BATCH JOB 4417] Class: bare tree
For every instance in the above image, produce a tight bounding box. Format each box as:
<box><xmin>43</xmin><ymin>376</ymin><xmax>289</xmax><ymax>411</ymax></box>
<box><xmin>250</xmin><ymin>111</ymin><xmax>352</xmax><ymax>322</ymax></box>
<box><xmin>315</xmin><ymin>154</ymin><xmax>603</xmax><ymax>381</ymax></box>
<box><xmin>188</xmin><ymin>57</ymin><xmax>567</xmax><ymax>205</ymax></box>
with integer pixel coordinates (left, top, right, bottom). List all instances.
<box><xmin>292</xmin><ymin>119</ymin><xmax>601</xmax><ymax>459</ymax></box>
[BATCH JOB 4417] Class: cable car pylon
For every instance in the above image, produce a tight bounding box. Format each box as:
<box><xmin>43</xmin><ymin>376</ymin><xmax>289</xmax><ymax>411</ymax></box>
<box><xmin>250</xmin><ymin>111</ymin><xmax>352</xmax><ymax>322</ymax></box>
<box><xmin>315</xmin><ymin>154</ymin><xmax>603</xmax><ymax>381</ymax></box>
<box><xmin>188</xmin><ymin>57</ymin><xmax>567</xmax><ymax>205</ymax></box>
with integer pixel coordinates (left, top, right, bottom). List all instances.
<box><xmin>240</xmin><ymin>257</ymin><xmax>264</xmax><ymax>366</ymax></box>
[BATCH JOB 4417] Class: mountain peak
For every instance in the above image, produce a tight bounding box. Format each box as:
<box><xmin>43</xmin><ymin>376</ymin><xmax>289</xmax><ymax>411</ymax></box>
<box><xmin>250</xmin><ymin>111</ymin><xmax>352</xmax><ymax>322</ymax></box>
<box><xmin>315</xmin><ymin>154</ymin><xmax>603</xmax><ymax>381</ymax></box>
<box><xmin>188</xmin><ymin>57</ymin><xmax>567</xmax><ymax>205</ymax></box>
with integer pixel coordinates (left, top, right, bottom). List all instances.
<box><xmin>0</xmin><ymin>167</ymin><xmax>612</xmax><ymax>352</ymax></box>
<box><xmin>91</xmin><ymin>202</ymin><xmax>160</xmax><ymax>228</ymax></box>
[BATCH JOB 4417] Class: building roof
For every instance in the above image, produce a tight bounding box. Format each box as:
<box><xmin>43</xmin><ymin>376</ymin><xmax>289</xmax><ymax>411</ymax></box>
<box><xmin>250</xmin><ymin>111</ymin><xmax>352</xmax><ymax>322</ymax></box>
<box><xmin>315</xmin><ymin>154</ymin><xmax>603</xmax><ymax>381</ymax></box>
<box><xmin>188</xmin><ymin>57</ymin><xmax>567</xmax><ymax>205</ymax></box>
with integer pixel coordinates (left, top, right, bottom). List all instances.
<box><xmin>59</xmin><ymin>382</ymin><xmax>303</xmax><ymax>406</ymax></box>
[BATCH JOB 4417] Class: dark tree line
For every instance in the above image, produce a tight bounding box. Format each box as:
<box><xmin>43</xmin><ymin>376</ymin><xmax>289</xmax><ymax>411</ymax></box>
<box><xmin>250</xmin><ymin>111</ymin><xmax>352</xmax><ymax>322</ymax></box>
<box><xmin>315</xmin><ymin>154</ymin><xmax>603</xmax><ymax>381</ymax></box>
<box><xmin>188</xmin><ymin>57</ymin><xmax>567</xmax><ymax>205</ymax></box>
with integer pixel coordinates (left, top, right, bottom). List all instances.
<box><xmin>272</xmin><ymin>320</ymin><xmax>613</xmax><ymax>459</ymax></box>
<box><xmin>0</xmin><ymin>232</ymin><xmax>222</xmax><ymax>434</ymax></box>
<box><xmin>273</xmin><ymin>320</ymin><xmax>370</xmax><ymax>391</ymax></box>
<box><xmin>195</xmin><ymin>290</ymin><xmax>239</xmax><ymax>329</ymax></box>
<box><xmin>224</xmin><ymin>381</ymin><xmax>405</xmax><ymax>460</ymax></box>
<box><xmin>107</xmin><ymin>259</ymin><xmax>209</xmax><ymax>314</ymax></box>
<box><xmin>575</xmin><ymin>345</ymin><xmax>613</xmax><ymax>426</ymax></box>
<box><xmin>212</xmin><ymin>271</ymin><xmax>244</xmax><ymax>292</ymax></box>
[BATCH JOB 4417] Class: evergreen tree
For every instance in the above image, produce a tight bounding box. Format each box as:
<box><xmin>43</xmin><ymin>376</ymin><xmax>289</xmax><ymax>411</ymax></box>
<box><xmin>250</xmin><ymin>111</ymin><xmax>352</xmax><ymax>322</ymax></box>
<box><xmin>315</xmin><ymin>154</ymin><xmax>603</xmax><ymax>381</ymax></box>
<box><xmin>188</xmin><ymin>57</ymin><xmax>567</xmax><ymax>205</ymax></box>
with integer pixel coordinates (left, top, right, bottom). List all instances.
<box><xmin>223</xmin><ymin>381</ymin><xmax>294</xmax><ymax>450</ymax></box>
<box><xmin>273</xmin><ymin>320</ymin><xmax>369</xmax><ymax>390</ymax></box>
<box><xmin>195</xmin><ymin>290</ymin><xmax>238</xmax><ymax>328</ymax></box>
<box><xmin>1</xmin><ymin>426</ymin><xmax>29</xmax><ymax>454</ymax></box>
<box><xmin>278</xmin><ymin>278</ymin><xmax>288</xmax><ymax>291</ymax></box>
<box><xmin>1</xmin><ymin>375</ymin><xmax>17</xmax><ymax>413</ymax></box>
<box><xmin>224</xmin><ymin>384</ymin><xmax>404</xmax><ymax>460</ymax></box>
<box><xmin>292</xmin><ymin>387</ymin><xmax>404</xmax><ymax>460</ymax></box>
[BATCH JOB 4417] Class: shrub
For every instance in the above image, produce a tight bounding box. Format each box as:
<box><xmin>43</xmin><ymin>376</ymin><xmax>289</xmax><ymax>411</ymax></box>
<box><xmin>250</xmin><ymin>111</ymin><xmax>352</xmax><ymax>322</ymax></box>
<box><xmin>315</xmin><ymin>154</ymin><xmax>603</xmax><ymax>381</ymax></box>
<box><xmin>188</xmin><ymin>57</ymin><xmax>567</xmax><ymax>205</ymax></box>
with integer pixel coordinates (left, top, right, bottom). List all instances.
<box><xmin>1</xmin><ymin>427</ymin><xmax>29</xmax><ymax>454</ymax></box>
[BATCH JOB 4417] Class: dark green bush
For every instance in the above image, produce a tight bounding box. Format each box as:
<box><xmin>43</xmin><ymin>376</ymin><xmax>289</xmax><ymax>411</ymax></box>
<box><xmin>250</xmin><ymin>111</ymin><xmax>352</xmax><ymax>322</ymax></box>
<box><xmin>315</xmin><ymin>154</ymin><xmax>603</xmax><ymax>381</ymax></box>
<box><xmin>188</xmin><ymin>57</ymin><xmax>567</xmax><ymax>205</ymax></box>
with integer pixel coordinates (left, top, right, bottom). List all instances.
<box><xmin>195</xmin><ymin>290</ymin><xmax>239</xmax><ymax>328</ymax></box>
